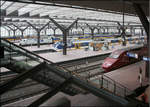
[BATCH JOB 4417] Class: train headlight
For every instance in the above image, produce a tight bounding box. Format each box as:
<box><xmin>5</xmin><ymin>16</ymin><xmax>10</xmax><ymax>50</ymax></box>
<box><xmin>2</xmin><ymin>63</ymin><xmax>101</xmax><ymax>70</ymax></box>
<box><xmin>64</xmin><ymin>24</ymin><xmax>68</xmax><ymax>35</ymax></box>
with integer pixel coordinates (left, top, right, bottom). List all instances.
<box><xmin>106</xmin><ymin>63</ymin><xmax>112</xmax><ymax>66</ymax></box>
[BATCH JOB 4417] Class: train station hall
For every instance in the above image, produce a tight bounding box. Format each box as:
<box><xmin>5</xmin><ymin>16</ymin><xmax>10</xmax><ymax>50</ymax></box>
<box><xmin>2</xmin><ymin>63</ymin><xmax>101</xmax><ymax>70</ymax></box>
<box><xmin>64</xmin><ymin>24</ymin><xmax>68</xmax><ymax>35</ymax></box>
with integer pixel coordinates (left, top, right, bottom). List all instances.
<box><xmin>0</xmin><ymin>0</ymin><xmax>149</xmax><ymax>107</ymax></box>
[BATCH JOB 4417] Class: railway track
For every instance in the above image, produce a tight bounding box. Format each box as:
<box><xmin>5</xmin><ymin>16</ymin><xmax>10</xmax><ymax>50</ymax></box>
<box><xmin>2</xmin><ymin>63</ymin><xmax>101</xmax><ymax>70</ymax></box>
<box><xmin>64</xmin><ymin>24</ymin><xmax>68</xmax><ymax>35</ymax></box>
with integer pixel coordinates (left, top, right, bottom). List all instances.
<box><xmin>1</xmin><ymin>83</ymin><xmax>50</xmax><ymax>105</ymax></box>
<box><xmin>0</xmin><ymin>73</ymin><xmax>18</xmax><ymax>84</ymax></box>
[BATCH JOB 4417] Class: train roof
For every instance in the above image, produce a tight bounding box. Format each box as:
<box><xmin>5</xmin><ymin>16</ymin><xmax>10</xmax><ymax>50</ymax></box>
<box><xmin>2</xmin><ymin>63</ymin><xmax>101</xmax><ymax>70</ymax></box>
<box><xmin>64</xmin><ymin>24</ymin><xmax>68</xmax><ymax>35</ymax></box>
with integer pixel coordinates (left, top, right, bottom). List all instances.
<box><xmin>114</xmin><ymin>45</ymin><xmax>144</xmax><ymax>53</ymax></box>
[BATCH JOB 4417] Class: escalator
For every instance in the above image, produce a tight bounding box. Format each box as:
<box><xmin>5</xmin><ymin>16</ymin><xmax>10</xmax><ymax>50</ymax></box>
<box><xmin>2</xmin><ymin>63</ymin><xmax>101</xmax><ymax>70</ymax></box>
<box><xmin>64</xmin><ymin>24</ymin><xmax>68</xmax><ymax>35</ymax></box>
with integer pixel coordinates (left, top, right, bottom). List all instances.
<box><xmin>1</xmin><ymin>38</ymin><xmax>147</xmax><ymax>106</ymax></box>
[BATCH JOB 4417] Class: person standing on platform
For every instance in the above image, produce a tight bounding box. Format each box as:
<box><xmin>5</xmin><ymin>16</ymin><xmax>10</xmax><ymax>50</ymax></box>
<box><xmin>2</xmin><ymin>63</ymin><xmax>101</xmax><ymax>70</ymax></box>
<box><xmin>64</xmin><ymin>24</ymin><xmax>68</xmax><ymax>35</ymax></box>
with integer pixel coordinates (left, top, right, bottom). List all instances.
<box><xmin>138</xmin><ymin>67</ymin><xmax>143</xmax><ymax>87</ymax></box>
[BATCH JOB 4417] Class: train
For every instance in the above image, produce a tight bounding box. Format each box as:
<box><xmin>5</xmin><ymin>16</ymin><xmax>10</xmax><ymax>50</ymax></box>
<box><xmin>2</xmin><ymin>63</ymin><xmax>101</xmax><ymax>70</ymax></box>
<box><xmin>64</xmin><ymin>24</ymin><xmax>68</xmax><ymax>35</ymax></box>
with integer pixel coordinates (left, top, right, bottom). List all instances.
<box><xmin>52</xmin><ymin>38</ymin><xmax>92</xmax><ymax>50</ymax></box>
<box><xmin>19</xmin><ymin>36</ymin><xmax>54</xmax><ymax>46</ymax></box>
<box><xmin>52</xmin><ymin>35</ymin><xmax>146</xmax><ymax>51</ymax></box>
<box><xmin>102</xmin><ymin>45</ymin><xmax>147</xmax><ymax>72</ymax></box>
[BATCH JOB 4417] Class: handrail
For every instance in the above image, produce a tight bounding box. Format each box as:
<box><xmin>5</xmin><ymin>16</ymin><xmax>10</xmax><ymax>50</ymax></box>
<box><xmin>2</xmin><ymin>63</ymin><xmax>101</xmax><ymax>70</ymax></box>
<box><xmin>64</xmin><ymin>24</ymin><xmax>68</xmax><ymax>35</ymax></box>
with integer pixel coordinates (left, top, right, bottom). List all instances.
<box><xmin>1</xmin><ymin>38</ymin><xmax>54</xmax><ymax>64</ymax></box>
<box><xmin>103</xmin><ymin>75</ymin><xmax>133</xmax><ymax>92</ymax></box>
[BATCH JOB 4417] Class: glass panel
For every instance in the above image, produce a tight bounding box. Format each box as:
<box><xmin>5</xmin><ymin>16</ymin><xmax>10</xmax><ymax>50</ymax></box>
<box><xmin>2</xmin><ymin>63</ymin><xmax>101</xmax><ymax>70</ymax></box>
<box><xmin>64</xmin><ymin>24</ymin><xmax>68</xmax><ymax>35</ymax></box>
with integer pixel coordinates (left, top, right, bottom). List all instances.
<box><xmin>2</xmin><ymin>39</ymin><xmax>43</xmax><ymax>68</ymax></box>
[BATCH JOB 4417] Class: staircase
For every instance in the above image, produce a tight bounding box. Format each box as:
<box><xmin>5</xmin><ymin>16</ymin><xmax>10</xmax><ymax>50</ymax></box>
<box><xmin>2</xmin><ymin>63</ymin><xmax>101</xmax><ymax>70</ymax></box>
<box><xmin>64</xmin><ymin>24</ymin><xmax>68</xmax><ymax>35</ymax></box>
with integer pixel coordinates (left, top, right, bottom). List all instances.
<box><xmin>1</xmin><ymin>38</ymin><xmax>84</xmax><ymax>96</ymax></box>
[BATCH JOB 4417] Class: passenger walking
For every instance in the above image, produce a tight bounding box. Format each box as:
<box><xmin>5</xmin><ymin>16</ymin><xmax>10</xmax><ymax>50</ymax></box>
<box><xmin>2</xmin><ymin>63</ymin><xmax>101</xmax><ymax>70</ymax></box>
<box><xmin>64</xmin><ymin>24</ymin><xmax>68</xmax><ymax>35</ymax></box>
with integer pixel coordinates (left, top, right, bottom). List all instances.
<box><xmin>138</xmin><ymin>67</ymin><xmax>143</xmax><ymax>87</ymax></box>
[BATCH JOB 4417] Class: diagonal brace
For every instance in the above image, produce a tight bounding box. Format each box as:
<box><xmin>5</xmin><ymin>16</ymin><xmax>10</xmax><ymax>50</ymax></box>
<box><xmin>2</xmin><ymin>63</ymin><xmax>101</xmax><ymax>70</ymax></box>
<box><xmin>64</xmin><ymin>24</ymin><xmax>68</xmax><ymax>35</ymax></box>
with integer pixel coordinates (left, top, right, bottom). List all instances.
<box><xmin>28</xmin><ymin>77</ymin><xmax>72</xmax><ymax>107</ymax></box>
<box><xmin>0</xmin><ymin>62</ymin><xmax>46</xmax><ymax>95</ymax></box>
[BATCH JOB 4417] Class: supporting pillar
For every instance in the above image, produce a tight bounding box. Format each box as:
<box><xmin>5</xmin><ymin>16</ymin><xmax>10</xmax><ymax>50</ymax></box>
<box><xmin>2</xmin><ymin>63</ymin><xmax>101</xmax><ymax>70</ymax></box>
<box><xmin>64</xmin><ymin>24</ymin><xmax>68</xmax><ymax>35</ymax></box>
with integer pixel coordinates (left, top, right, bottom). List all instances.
<box><xmin>141</xmin><ymin>28</ymin><xmax>144</xmax><ymax>36</ymax></box>
<box><xmin>86</xmin><ymin>24</ymin><xmax>95</xmax><ymax>40</ymax></box>
<box><xmin>81</xmin><ymin>28</ymin><xmax>84</xmax><ymax>35</ymax></box>
<box><xmin>53</xmin><ymin>28</ymin><xmax>57</xmax><ymax>36</ymax></box>
<box><xmin>133</xmin><ymin>3</ymin><xmax>149</xmax><ymax>78</ymax></box>
<box><xmin>103</xmin><ymin>28</ymin><xmax>105</xmax><ymax>34</ymax></box>
<box><xmin>121</xmin><ymin>28</ymin><xmax>126</xmax><ymax>46</ymax></box>
<box><xmin>62</xmin><ymin>30</ymin><xmax>68</xmax><ymax>55</ymax></box>
<box><xmin>130</xmin><ymin>27</ymin><xmax>133</xmax><ymax>35</ymax></box>
<box><xmin>12</xmin><ymin>24</ymin><xmax>29</xmax><ymax>39</ymax></box>
<box><xmin>117</xmin><ymin>22</ymin><xmax>126</xmax><ymax>46</ymax></box>
<box><xmin>37</xmin><ymin>30</ymin><xmax>40</xmax><ymax>48</ymax></box>
<box><xmin>6</xmin><ymin>26</ymin><xmax>17</xmax><ymax>40</ymax></box>
<box><xmin>44</xmin><ymin>29</ymin><xmax>47</xmax><ymax>35</ymax></box>
<box><xmin>91</xmin><ymin>28</ymin><xmax>95</xmax><ymax>40</ymax></box>
<box><xmin>49</xmin><ymin>18</ymin><xmax>78</xmax><ymax>55</ymax></box>
<box><xmin>118</xmin><ymin>27</ymin><xmax>121</xmax><ymax>34</ymax></box>
<box><xmin>27</xmin><ymin>22</ymin><xmax>50</xmax><ymax>48</ymax></box>
<box><xmin>97</xmin><ymin>28</ymin><xmax>100</xmax><ymax>34</ymax></box>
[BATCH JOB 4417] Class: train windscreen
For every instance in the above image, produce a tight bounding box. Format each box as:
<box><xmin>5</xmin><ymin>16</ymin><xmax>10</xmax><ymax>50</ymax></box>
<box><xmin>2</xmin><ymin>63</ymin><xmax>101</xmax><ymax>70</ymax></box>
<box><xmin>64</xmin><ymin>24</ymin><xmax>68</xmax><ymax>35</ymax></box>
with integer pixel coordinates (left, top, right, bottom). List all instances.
<box><xmin>109</xmin><ymin>50</ymin><xmax>124</xmax><ymax>59</ymax></box>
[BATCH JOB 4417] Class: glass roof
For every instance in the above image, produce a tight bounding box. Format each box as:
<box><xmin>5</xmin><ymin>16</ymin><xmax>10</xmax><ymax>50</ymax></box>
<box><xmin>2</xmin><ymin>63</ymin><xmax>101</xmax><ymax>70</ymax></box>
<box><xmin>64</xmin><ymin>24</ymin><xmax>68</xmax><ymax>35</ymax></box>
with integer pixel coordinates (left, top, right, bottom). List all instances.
<box><xmin>1</xmin><ymin>1</ymin><xmax>140</xmax><ymax>23</ymax></box>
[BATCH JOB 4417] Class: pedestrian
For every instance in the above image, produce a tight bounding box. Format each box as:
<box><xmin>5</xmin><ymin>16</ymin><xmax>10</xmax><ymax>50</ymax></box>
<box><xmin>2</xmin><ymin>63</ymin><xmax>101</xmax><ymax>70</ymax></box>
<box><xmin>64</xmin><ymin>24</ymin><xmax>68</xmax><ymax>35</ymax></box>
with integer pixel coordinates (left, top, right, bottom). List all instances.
<box><xmin>138</xmin><ymin>67</ymin><xmax>143</xmax><ymax>87</ymax></box>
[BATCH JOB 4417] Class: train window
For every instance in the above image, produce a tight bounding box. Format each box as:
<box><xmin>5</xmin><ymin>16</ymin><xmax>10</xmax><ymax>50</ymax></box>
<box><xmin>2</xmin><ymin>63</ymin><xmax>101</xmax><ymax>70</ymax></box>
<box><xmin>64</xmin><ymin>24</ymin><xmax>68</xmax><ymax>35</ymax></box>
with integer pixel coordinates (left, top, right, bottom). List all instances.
<box><xmin>109</xmin><ymin>52</ymin><xmax>120</xmax><ymax>58</ymax></box>
<box><xmin>109</xmin><ymin>50</ymin><xmax>124</xmax><ymax>59</ymax></box>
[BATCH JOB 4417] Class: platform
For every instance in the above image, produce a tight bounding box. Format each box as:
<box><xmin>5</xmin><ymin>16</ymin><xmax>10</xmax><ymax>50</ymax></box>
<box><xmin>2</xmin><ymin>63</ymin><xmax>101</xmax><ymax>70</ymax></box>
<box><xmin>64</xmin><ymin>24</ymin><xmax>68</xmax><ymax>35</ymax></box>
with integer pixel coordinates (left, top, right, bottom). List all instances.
<box><xmin>93</xmin><ymin>61</ymin><xmax>149</xmax><ymax>91</ymax></box>
<box><xmin>37</xmin><ymin>44</ymin><xmax>143</xmax><ymax>63</ymax></box>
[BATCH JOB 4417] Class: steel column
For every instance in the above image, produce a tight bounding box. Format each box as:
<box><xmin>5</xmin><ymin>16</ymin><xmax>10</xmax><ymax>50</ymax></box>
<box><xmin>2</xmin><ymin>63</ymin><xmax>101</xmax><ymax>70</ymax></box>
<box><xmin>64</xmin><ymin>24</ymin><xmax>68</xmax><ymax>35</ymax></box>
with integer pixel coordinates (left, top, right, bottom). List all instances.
<box><xmin>28</xmin><ymin>78</ymin><xmax>72</xmax><ymax>107</ymax></box>
<box><xmin>97</xmin><ymin>28</ymin><xmax>100</xmax><ymax>34</ymax></box>
<box><xmin>37</xmin><ymin>30</ymin><xmax>40</xmax><ymax>48</ymax></box>
<box><xmin>133</xmin><ymin>3</ymin><xmax>149</xmax><ymax>78</ymax></box>
<box><xmin>118</xmin><ymin>27</ymin><xmax>121</xmax><ymax>34</ymax></box>
<box><xmin>53</xmin><ymin>28</ymin><xmax>57</xmax><ymax>36</ymax></box>
<box><xmin>141</xmin><ymin>28</ymin><xmax>144</xmax><ymax>36</ymax></box>
<box><xmin>27</xmin><ymin>22</ymin><xmax>50</xmax><ymax>48</ymax></box>
<box><xmin>49</xmin><ymin>18</ymin><xmax>78</xmax><ymax>55</ymax></box>
<box><xmin>62</xmin><ymin>30</ymin><xmax>67</xmax><ymax>55</ymax></box>
<box><xmin>81</xmin><ymin>28</ymin><xmax>85</xmax><ymax>35</ymax></box>
<box><xmin>91</xmin><ymin>28</ymin><xmax>95</xmax><ymax>40</ymax></box>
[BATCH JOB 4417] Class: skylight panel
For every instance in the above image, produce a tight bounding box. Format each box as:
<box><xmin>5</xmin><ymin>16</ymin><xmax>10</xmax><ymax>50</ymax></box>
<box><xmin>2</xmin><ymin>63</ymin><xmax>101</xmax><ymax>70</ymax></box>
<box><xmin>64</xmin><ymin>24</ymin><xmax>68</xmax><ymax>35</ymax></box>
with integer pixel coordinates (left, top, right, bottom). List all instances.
<box><xmin>1</xmin><ymin>1</ymin><xmax>13</xmax><ymax>9</ymax></box>
<box><xmin>6</xmin><ymin>3</ymin><xmax>27</xmax><ymax>15</ymax></box>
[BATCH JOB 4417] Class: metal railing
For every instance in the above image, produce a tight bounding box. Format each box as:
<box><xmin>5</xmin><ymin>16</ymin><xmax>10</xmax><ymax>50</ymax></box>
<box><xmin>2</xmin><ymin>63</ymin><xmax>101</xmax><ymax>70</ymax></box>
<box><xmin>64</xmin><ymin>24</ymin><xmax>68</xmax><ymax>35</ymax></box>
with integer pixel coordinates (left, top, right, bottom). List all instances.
<box><xmin>1</xmin><ymin>38</ymin><xmax>53</xmax><ymax>65</ymax></box>
<box><xmin>91</xmin><ymin>75</ymin><xmax>135</xmax><ymax>98</ymax></box>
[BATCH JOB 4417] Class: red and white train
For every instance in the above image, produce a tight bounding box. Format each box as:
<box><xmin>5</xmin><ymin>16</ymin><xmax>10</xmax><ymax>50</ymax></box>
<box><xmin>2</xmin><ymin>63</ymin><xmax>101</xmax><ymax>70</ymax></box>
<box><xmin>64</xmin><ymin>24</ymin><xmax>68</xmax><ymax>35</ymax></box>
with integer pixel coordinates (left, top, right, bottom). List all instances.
<box><xmin>102</xmin><ymin>45</ymin><xmax>147</xmax><ymax>72</ymax></box>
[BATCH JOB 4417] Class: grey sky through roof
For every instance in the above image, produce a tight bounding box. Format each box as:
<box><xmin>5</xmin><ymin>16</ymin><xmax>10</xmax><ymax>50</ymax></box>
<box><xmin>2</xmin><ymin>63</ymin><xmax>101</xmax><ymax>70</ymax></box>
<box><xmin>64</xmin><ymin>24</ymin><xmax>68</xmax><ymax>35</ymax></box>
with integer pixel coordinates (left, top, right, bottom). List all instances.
<box><xmin>1</xmin><ymin>1</ymin><xmax>140</xmax><ymax>23</ymax></box>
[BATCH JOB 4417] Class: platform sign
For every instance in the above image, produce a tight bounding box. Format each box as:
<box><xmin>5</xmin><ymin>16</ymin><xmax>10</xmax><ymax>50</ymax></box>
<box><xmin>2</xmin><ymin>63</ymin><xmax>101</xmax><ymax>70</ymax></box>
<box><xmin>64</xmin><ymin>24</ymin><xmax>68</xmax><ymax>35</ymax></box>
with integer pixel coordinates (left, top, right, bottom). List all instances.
<box><xmin>143</xmin><ymin>57</ymin><xmax>150</xmax><ymax>61</ymax></box>
<box><xmin>126</xmin><ymin>52</ymin><xmax>138</xmax><ymax>59</ymax></box>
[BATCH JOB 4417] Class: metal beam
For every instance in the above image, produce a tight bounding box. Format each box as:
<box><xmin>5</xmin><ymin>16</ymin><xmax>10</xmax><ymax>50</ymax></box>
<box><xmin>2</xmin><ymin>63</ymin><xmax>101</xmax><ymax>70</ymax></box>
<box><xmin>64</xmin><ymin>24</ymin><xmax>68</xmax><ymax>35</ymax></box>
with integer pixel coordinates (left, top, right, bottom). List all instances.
<box><xmin>28</xmin><ymin>78</ymin><xmax>72</xmax><ymax>107</ymax></box>
<box><xmin>27</xmin><ymin>21</ymin><xmax>50</xmax><ymax>48</ymax></box>
<box><xmin>7</xmin><ymin>10</ymin><xmax>19</xmax><ymax>17</ymax></box>
<box><xmin>67</xmin><ymin>18</ymin><xmax>78</xmax><ymax>30</ymax></box>
<box><xmin>86</xmin><ymin>23</ymin><xmax>96</xmax><ymax>39</ymax></box>
<box><xmin>49</xmin><ymin>18</ymin><xmax>78</xmax><ymax>55</ymax></box>
<box><xmin>49</xmin><ymin>18</ymin><xmax>64</xmax><ymax>30</ymax></box>
<box><xmin>133</xmin><ymin>3</ymin><xmax>149</xmax><ymax>37</ymax></box>
<box><xmin>133</xmin><ymin>3</ymin><xmax>149</xmax><ymax>78</ymax></box>
<box><xmin>0</xmin><ymin>62</ymin><xmax>45</xmax><ymax>95</ymax></box>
